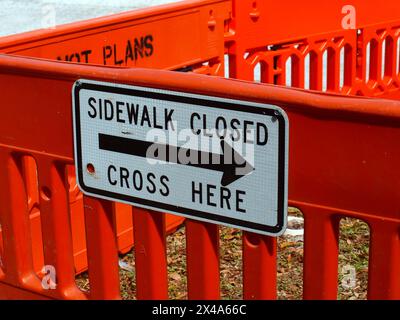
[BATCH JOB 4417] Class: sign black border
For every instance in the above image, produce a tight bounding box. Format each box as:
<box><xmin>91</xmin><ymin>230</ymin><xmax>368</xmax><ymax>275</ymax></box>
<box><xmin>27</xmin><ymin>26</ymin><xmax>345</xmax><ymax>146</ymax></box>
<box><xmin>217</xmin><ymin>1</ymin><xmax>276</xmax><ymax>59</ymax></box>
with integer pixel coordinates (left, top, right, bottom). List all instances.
<box><xmin>73</xmin><ymin>80</ymin><xmax>287</xmax><ymax>235</ymax></box>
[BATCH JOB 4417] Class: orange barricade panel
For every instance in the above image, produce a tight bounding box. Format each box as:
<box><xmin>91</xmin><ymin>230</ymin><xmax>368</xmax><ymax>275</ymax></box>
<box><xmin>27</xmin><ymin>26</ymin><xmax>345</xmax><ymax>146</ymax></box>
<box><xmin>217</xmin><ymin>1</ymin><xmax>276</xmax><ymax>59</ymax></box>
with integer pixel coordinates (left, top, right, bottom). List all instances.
<box><xmin>0</xmin><ymin>0</ymin><xmax>232</xmax><ymax>276</ymax></box>
<box><xmin>0</xmin><ymin>0</ymin><xmax>230</xmax><ymax>70</ymax></box>
<box><xmin>227</xmin><ymin>0</ymin><xmax>400</xmax><ymax>98</ymax></box>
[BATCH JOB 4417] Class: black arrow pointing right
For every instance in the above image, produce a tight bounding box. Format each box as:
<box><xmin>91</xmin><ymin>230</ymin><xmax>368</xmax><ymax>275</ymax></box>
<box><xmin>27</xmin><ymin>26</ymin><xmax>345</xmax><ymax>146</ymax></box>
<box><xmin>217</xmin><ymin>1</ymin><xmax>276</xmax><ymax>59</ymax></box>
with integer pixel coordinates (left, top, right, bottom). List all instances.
<box><xmin>98</xmin><ymin>133</ymin><xmax>255</xmax><ymax>186</ymax></box>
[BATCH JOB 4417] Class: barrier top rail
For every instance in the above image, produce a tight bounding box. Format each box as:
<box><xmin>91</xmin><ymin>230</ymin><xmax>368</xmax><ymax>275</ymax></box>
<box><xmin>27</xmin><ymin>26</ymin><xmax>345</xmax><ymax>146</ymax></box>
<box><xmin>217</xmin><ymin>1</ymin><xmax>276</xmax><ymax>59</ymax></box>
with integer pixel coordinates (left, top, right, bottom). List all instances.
<box><xmin>0</xmin><ymin>53</ymin><xmax>399</xmax><ymax>156</ymax></box>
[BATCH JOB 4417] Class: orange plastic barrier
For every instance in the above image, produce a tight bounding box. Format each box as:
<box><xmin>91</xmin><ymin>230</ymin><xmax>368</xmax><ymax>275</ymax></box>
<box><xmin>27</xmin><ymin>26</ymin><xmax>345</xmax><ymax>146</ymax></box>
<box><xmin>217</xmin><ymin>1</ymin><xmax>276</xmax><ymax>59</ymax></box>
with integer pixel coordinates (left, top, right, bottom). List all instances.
<box><xmin>225</xmin><ymin>0</ymin><xmax>400</xmax><ymax>300</ymax></box>
<box><xmin>226</xmin><ymin>0</ymin><xmax>400</xmax><ymax>99</ymax></box>
<box><xmin>0</xmin><ymin>0</ymin><xmax>399</xmax><ymax>300</ymax></box>
<box><xmin>0</xmin><ymin>0</ymin><xmax>232</xmax><ymax>275</ymax></box>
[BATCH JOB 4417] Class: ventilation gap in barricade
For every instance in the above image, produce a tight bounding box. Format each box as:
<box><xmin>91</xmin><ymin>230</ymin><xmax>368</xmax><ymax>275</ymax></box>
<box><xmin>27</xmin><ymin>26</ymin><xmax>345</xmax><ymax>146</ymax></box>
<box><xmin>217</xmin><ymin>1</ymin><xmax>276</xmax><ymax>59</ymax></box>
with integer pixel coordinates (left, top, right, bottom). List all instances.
<box><xmin>338</xmin><ymin>218</ymin><xmax>370</xmax><ymax>300</ymax></box>
<box><xmin>224</xmin><ymin>54</ymin><xmax>230</xmax><ymax>78</ymax></box>
<box><xmin>285</xmin><ymin>56</ymin><xmax>292</xmax><ymax>87</ymax></box>
<box><xmin>167</xmin><ymin>225</ymin><xmax>187</xmax><ymax>299</ymax></box>
<box><xmin>21</xmin><ymin>155</ymin><xmax>45</xmax><ymax>279</ymax></box>
<box><xmin>278</xmin><ymin>208</ymin><xmax>304</xmax><ymax>300</ymax></box>
<box><xmin>304</xmin><ymin>53</ymin><xmax>310</xmax><ymax>89</ymax></box>
<box><xmin>254</xmin><ymin>61</ymin><xmax>267</xmax><ymax>83</ymax></box>
<box><xmin>220</xmin><ymin>227</ymin><xmax>242</xmax><ymax>299</ymax></box>
<box><xmin>322</xmin><ymin>49</ymin><xmax>328</xmax><ymax>92</ymax></box>
<box><xmin>365</xmin><ymin>41</ymin><xmax>371</xmax><ymax>82</ymax></box>
<box><xmin>75</xmin><ymin>270</ymin><xmax>90</xmax><ymax>294</ymax></box>
<box><xmin>340</xmin><ymin>47</ymin><xmax>345</xmax><ymax>90</ymax></box>
<box><xmin>397</xmin><ymin>37</ymin><xmax>400</xmax><ymax>76</ymax></box>
<box><xmin>254</xmin><ymin>62</ymin><xmax>261</xmax><ymax>82</ymax></box>
<box><xmin>381</xmin><ymin>38</ymin><xmax>387</xmax><ymax>80</ymax></box>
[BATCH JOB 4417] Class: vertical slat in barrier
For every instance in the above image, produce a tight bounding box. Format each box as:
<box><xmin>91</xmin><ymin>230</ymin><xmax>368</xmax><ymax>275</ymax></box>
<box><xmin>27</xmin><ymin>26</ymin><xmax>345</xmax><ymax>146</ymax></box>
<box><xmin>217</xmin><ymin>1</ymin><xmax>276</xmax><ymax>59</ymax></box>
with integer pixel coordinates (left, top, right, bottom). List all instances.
<box><xmin>227</xmin><ymin>53</ymin><xmax>279</xmax><ymax>301</ymax></box>
<box><xmin>186</xmin><ymin>220</ymin><xmax>220</xmax><ymax>300</ymax></box>
<box><xmin>368</xmin><ymin>221</ymin><xmax>400</xmax><ymax>300</ymax></box>
<box><xmin>133</xmin><ymin>208</ymin><xmax>168</xmax><ymax>300</ymax></box>
<box><xmin>310</xmin><ymin>51</ymin><xmax>323</xmax><ymax>91</ymax></box>
<box><xmin>231</xmin><ymin>53</ymin><xmax>256</xmax><ymax>82</ymax></box>
<box><xmin>371</xmin><ymin>39</ymin><xmax>383</xmax><ymax>83</ymax></box>
<box><xmin>303</xmin><ymin>207</ymin><xmax>340</xmax><ymax>300</ymax></box>
<box><xmin>389</xmin><ymin>36</ymin><xmax>399</xmax><ymax>80</ymax></box>
<box><xmin>84</xmin><ymin>196</ymin><xmax>120</xmax><ymax>300</ymax></box>
<box><xmin>292</xmin><ymin>54</ymin><xmax>304</xmax><ymax>88</ymax></box>
<box><xmin>327</xmin><ymin>47</ymin><xmax>341</xmax><ymax>92</ymax></box>
<box><xmin>359</xmin><ymin>38</ymin><xmax>369</xmax><ymax>86</ymax></box>
<box><xmin>243</xmin><ymin>233</ymin><xmax>277</xmax><ymax>300</ymax></box>
<box><xmin>278</xmin><ymin>55</ymin><xmax>287</xmax><ymax>85</ymax></box>
<box><xmin>0</xmin><ymin>151</ymin><xmax>36</xmax><ymax>285</ymax></box>
<box><xmin>37</xmin><ymin>158</ymin><xmax>85</xmax><ymax>298</ymax></box>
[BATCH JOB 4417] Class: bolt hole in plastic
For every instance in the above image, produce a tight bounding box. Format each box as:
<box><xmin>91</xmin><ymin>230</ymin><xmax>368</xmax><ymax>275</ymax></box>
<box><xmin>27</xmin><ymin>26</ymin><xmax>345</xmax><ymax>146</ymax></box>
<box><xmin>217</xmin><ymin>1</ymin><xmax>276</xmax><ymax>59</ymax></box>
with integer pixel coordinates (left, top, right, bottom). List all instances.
<box><xmin>86</xmin><ymin>163</ymin><xmax>95</xmax><ymax>174</ymax></box>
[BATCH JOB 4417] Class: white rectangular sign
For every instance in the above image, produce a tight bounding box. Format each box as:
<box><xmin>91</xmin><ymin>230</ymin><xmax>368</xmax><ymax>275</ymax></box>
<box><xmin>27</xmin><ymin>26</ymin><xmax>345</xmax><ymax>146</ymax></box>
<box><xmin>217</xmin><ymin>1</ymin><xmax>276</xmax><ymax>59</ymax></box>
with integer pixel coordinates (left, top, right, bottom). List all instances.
<box><xmin>72</xmin><ymin>79</ymin><xmax>288</xmax><ymax>236</ymax></box>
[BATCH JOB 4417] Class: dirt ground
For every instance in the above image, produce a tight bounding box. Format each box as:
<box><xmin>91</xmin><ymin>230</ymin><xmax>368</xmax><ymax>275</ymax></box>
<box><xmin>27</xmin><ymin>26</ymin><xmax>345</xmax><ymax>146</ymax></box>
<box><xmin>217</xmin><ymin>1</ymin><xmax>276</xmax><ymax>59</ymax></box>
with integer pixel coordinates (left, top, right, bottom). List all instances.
<box><xmin>76</xmin><ymin>207</ymin><xmax>370</xmax><ymax>300</ymax></box>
